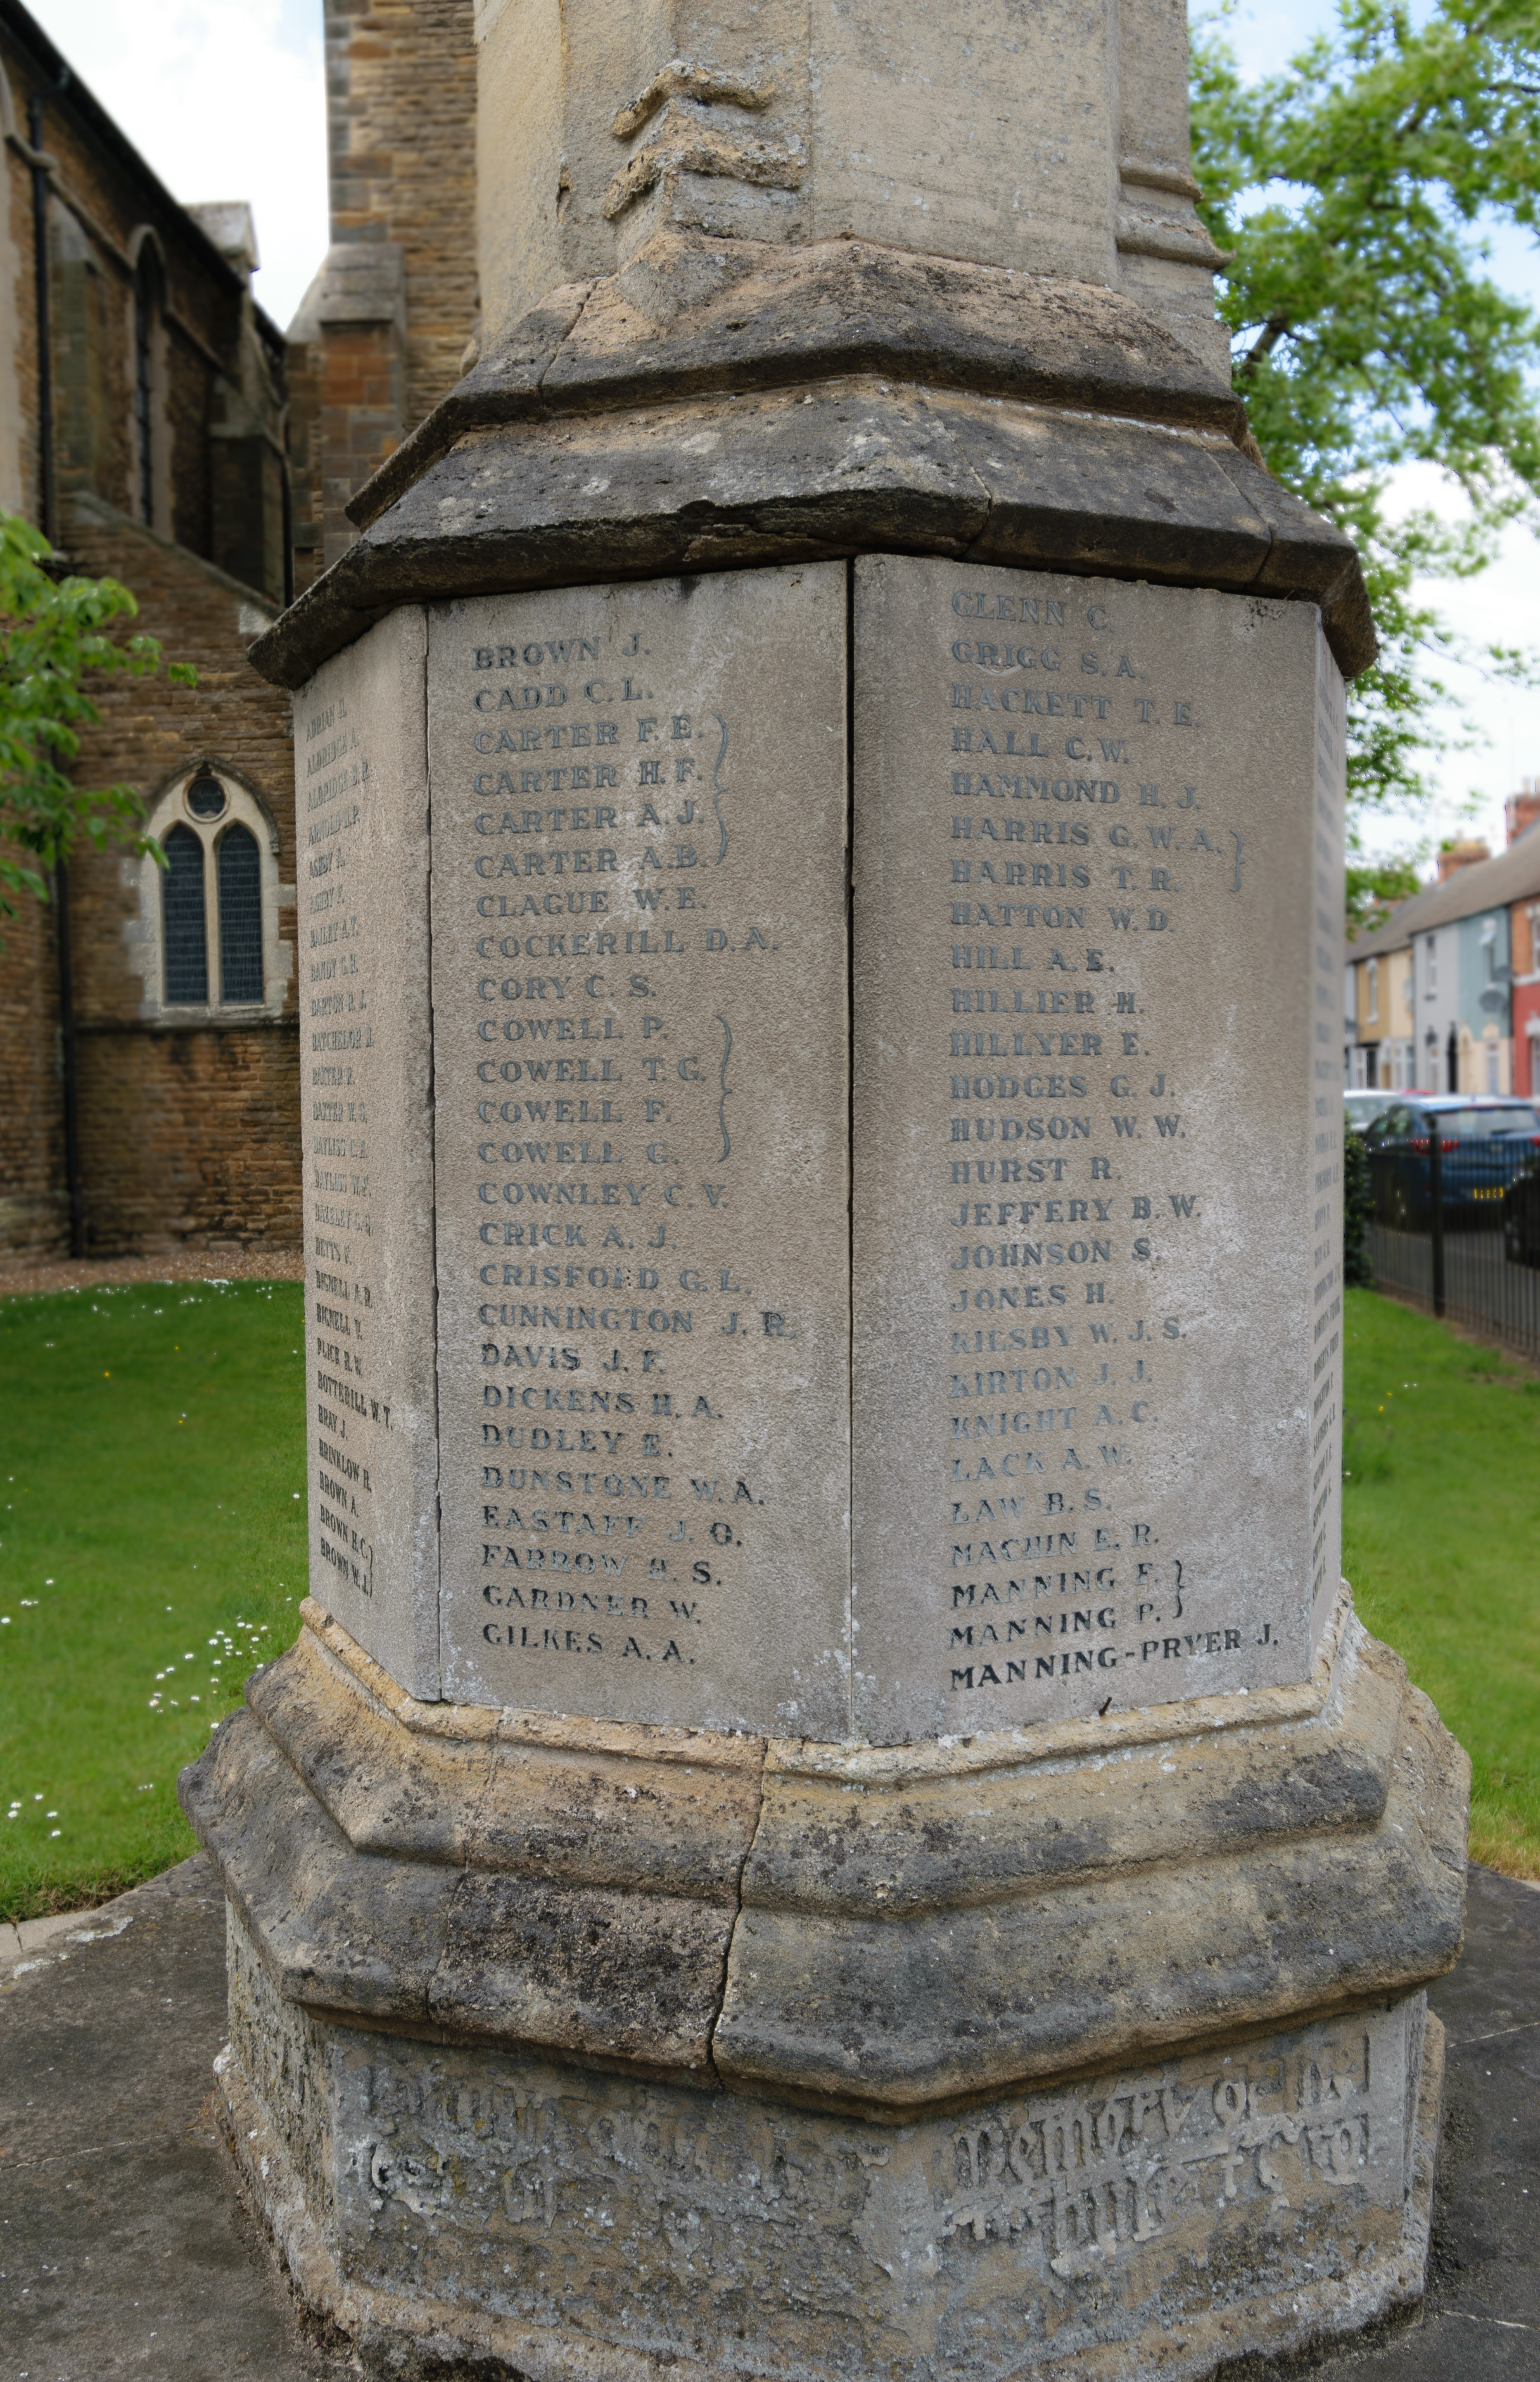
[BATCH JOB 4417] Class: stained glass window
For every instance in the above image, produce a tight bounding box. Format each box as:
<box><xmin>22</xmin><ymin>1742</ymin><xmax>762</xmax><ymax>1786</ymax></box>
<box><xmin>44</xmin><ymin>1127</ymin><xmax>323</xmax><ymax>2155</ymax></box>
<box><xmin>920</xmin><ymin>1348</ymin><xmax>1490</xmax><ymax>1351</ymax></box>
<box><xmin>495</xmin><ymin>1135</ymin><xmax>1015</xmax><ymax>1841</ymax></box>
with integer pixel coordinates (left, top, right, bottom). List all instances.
<box><xmin>161</xmin><ymin>823</ymin><xmax>208</xmax><ymax>1004</ymax></box>
<box><xmin>218</xmin><ymin>824</ymin><xmax>264</xmax><ymax>1002</ymax></box>
<box><xmin>187</xmin><ymin>765</ymin><xmax>226</xmax><ymax>819</ymax></box>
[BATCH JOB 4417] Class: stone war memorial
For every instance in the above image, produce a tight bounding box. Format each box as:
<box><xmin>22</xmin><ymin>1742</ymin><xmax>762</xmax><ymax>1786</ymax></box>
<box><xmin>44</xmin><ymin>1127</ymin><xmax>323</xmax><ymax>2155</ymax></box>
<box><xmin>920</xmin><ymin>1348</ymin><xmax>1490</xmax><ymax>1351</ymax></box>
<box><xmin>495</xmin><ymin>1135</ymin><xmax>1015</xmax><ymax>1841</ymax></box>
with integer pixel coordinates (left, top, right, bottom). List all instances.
<box><xmin>182</xmin><ymin>4</ymin><xmax>1470</xmax><ymax>2377</ymax></box>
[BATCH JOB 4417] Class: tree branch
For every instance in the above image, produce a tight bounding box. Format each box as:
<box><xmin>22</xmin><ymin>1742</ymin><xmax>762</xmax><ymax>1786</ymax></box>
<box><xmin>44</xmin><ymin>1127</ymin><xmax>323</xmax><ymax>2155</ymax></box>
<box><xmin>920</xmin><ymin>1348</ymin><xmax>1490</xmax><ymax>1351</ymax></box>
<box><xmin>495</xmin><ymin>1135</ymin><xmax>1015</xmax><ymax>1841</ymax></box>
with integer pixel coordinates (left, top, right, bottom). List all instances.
<box><xmin>1238</xmin><ymin>313</ymin><xmax>1293</xmax><ymax>379</ymax></box>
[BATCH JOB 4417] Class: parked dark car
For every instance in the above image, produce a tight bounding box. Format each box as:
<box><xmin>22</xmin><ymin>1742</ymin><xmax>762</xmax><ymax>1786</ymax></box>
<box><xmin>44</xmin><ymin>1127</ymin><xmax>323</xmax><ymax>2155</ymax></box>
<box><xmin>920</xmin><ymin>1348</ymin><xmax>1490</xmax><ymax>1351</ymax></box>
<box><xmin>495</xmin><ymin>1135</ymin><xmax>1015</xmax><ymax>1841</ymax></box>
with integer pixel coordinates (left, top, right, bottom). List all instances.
<box><xmin>1362</xmin><ymin>1097</ymin><xmax>1540</xmax><ymax>1228</ymax></box>
<box><xmin>1503</xmin><ymin>1159</ymin><xmax>1540</xmax><ymax>1268</ymax></box>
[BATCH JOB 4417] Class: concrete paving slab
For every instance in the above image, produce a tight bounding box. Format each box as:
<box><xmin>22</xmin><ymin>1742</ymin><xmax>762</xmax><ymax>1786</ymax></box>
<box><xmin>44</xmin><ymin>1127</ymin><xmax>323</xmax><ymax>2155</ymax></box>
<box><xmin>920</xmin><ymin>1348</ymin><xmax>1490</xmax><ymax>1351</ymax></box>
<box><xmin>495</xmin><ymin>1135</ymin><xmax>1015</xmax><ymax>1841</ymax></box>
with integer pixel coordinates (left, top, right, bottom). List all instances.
<box><xmin>0</xmin><ymin>1906</ymin><xmax>142</xmax><ymax>1973</ymax></box>
<box><xmin>0</xmin><ymin>1858</ymin><xmax>341</xmax><ymax>2382</ymax></box>
<box><xmin>1</xmin><ymin>1855</ymin><xmax>1535</xmax><ymax>2381</ymax></box>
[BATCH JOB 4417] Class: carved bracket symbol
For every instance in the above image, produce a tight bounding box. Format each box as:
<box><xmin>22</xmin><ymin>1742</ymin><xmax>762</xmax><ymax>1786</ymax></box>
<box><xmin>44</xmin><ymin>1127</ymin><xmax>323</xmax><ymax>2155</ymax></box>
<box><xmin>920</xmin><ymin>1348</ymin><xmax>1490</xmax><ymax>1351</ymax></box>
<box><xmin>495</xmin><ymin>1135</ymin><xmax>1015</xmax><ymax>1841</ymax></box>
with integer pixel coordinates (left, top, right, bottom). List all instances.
<box><xmin>603</xmin><ymin>122</ymin><xmax>804</xmax><ymax>223</ymax></box>
<box><xmin>604</xmin><ymin>69</ymin><xmax>798</xmax><ymax>226</ymax></box>
<box><xmin>715</xmin><ymin>1013</ymin><xmax>733</xmax><ymax>1162</ymax></box>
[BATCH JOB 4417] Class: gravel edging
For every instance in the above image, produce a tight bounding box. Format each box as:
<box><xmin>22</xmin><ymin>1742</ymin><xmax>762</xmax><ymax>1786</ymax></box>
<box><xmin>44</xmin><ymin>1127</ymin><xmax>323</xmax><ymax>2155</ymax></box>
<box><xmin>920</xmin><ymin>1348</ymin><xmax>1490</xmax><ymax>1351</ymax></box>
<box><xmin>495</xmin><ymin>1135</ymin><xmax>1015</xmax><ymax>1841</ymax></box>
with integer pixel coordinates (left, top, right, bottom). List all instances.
<box><xmin>0</xmin><ymin>1248</ymin><xmax>306</xmax><ymax>1299</ymax></box>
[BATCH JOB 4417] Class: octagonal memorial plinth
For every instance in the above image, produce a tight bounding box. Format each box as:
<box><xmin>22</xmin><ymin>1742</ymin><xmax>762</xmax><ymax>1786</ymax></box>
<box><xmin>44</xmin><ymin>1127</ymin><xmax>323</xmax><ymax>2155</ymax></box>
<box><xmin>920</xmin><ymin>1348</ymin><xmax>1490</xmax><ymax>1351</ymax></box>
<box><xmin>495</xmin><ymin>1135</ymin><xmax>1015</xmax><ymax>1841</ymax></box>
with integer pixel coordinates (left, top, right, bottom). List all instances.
<box><xmin>183</xmin><ymin>535</ymin><xmax>1470</xmax><ymax>2379</ymax></box>
<box><xmin>187</xmin><ymin>1580</ymin><xmax>1462</xmax><ymax>2382</ymax></box>
<box><xmin>183</xmin><ymin>76</ymin><xmax>1471</xmax><ymax>2351</ymax></box>
<box><xmin>266</xmin><ymin>554</ymin><xmax>1365</xmax><ymax>1738</ymax></box>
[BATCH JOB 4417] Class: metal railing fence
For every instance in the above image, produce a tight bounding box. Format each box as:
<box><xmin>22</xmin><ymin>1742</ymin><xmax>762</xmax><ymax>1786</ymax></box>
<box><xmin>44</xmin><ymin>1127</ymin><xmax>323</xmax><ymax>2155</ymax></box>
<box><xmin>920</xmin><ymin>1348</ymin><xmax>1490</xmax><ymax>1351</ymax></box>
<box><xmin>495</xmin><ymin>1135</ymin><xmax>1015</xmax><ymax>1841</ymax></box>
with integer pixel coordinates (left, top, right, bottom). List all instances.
<box><xmin>1362</xmin><ymin>1135</ymin><xmax>1540</xmax><ymax>1362</ymax></box>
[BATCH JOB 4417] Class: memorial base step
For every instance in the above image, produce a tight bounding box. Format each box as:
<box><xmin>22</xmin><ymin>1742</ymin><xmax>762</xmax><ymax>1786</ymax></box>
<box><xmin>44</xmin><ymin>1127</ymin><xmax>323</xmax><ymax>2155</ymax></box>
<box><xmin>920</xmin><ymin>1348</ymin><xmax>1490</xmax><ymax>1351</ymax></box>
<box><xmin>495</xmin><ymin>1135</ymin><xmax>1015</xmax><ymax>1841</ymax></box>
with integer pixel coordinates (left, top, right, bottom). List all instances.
<box><xmin>216</xmin><ymin>1899</ymin><xmax>1443</xmax><ymax>2382</ymax></box>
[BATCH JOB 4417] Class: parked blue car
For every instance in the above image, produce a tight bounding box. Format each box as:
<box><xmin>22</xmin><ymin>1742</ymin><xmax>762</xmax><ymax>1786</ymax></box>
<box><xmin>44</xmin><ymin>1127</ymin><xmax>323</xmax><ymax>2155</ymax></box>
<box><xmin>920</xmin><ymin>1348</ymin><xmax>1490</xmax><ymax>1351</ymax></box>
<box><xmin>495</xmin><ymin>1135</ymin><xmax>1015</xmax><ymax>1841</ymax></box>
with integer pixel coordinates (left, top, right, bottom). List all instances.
<box><xmin>1361</xmin><ymin>1096</ymin><xmax>1540</xmax><ymax>1228</ymax></box>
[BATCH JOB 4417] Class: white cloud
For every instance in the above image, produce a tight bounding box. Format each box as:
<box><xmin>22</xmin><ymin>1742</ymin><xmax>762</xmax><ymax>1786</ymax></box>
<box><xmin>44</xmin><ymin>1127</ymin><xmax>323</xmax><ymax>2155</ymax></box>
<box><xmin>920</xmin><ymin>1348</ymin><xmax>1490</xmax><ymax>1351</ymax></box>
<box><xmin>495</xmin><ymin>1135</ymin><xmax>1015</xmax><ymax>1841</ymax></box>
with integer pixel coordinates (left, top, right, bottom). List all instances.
<box><xmin>1359</xmin><ymin>474</ymin><xmax>1540</xmax><ymax>868</ymax></box>
<box><xmin>24</xmin><ymin>0</ymin><xmax>327</xmax><ymax>330</ymax></box>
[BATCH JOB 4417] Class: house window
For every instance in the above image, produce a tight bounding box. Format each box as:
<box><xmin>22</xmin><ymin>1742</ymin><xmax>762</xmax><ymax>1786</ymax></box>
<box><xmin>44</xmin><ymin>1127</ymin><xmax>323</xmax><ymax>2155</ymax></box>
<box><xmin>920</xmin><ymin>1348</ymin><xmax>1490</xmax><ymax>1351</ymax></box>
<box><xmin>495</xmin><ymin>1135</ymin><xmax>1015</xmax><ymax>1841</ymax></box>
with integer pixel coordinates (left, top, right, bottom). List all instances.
<box><xmin>146</xmin><ymin>764</ymin><xmax>283</xmax><ymax>1016</ymax></box>
<box><xmin>1365</xmin><ymin>958</ymin><xmax>1379</xmax><ymax>1022</ymax></box>
<box><xmin>1426</xmin><ymin>935</ymin><xmax>1436</xmax><ymax>996</ymax></box>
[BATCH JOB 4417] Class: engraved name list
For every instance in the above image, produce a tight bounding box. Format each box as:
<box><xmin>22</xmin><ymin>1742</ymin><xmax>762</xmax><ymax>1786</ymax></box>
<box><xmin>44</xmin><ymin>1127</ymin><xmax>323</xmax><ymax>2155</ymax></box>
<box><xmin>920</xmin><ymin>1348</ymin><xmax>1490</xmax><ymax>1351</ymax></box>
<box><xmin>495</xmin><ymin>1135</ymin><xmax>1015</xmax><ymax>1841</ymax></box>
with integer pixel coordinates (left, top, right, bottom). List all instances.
<box><xmin>428</xmin><ymin>569</ymin><xmax>852</xmax><ymax>1736</ymax></box>
<box><xmin>852</xmin><ymin>557</ymin><xmax>1343</xmax><ymax>1742</ymax></box>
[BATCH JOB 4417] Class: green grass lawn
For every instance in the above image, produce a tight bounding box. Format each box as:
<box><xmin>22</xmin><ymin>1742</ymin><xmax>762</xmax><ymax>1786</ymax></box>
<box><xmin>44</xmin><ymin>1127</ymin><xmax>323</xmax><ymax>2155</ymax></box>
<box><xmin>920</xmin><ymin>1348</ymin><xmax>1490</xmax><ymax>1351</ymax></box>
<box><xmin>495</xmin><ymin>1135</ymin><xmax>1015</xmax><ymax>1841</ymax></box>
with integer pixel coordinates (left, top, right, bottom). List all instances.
<box><xmin>0</xmin><ymin>1279</ymin><xmax>306</xmax><ymax>1921</ymax></box>
<box><xmin>1342</xmin><ymin>1287</ymin><xmax>1540</xmax><ymax>1879</ymax></box>
<box><xmin>1</xmin><ymin>1277</ymin><xmax>1536</xmax><ymax>1920</ymax></box>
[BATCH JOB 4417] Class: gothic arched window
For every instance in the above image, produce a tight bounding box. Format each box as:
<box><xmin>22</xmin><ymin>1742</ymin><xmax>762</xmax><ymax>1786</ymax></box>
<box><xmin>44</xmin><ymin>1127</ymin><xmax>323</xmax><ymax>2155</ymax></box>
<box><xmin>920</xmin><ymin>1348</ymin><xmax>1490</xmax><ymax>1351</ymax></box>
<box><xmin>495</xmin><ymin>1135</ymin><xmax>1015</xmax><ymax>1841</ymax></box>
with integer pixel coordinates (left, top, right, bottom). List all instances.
<box><xmin>143</xmin><ymin>765</ymin><xmax>285</xmax><ymax>1017</ymax></box>
<box><xmin>133</xmin><ymin>243</ymin><xmax>165</xmax><ymax>528</ymax></box>
<box><xmin>218</xmin><ymin>823</ymin><xmax>263</xmax><ymax>1002</ymax></box>
<box><xmin>161</xmin><ymin>822</ymin><xmax>208</xmax><ymax>1003</ymax></box>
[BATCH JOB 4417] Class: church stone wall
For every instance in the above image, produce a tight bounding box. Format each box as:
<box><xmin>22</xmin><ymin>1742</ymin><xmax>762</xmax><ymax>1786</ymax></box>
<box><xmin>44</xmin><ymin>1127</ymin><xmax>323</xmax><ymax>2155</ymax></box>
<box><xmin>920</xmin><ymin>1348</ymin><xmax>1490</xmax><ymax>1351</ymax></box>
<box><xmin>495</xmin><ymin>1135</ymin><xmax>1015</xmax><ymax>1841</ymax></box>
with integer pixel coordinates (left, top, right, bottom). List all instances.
<box><xmin>59</xmin><ymin>500</ymin><xmax>301</xmax><ymax>1258</ymax></box>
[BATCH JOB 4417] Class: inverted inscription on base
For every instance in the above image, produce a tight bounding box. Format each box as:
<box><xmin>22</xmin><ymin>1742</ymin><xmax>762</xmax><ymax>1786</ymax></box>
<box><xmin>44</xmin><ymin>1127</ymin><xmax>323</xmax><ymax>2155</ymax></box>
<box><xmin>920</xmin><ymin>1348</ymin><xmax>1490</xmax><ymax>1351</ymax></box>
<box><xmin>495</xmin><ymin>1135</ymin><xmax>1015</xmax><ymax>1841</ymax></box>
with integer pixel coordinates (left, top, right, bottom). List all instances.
<box><xmin>226</xmin><ymin>1903</ymin><xmax>1434</xmax><ymax>2382</ymax></box>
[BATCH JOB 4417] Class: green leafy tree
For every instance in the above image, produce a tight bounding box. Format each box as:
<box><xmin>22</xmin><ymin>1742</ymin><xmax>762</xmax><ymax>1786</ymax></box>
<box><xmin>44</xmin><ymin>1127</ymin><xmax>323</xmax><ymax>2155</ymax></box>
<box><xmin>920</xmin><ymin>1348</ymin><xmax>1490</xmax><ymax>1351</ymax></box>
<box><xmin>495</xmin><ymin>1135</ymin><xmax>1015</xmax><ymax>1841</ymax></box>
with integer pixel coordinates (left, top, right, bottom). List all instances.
<box><xmin>0</xmin><ymin>511</ymin><xmax>195</xmax><ymax>927</ymax></box>
<box><xmin>1345</xmin><ymin>850</ymin><xmax>1426</xmax><ymax>935</ymax></box>
<box><xmin>1191</xmin><ymin>0</ymin><xmax>1540</xmax><ymax>845</ymax></box>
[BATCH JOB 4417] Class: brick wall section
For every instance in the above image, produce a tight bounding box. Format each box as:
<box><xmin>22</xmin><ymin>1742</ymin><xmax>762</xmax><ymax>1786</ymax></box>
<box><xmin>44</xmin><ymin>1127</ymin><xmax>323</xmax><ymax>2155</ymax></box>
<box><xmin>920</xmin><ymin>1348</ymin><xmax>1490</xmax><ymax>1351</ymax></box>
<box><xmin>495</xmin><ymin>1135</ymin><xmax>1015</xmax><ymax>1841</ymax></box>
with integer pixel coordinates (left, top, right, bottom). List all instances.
<box><xmin>325</xmin><ymin>0</ymin><xmax>478</xmax><ymax>427</ymax></box>
<box><xmin>209</xmin><ymin>432</ymin><xmax>286</xmax><ymax>605</ymax></box>
<box><xmin>62</xmin><ymin>498</ymin><xmax>294</xmax><ymax>1028</ymax></box>
<box><xmin>166</xmin><ymin>302</ymin><xmax>216</xmax><ymax>560</ymax></box>
<box><xmin>50</xmin><ymin>497</ymin><xmax>302</xmax><ymax>1256</ymax></box>
<box><xmin>12</xmin><ymin>66</ymin><xmax>245</xmax><ymax>370</ymax></box>
<box><xmin>74</xmin><ymin>1020</ymin><xmax>301</xmax><ymax>1252</ymax></box>
<box><xmin>319</xmin><ymin>317</ymin><xmax>404</xmax><ymax>566</ymax></box>
<box><xmin>5</xmin><ymin>144</ymin><xmax>40</xmax><ymax>517</ymax></box>
<box><xmin>0</xmin><ymin>28</ymin><xmax>287</xmax><ymax>588</ymax></box>
<box><xmin>50</xmin><ymin>215</ymin><xmax>125</xmax><ymax>506</ymax></box>
<box><xmin>1</xmin><ymin>34</ymin><xmax>252</xmax><ymax>530</ymax></box>
<box><xmin>0</xmin><ymin>853</ymin><xmax>64</xmax><ymax>1253</ymax></box>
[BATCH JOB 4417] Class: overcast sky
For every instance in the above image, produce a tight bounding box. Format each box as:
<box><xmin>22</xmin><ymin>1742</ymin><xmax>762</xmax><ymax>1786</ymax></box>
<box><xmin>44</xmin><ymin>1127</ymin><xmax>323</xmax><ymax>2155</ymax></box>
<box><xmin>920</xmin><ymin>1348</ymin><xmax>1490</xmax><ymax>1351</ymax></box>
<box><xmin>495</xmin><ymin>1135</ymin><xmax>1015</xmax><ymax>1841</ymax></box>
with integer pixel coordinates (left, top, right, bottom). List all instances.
<box><xmin>24</xmin><ymin>0</ymin><xmax>1540</xmax><ymax>868</ymax></box>
<box><xmin>28</xmin><ymin>0</ymin><xmax>326</xmax><ymax>327</ymax></box>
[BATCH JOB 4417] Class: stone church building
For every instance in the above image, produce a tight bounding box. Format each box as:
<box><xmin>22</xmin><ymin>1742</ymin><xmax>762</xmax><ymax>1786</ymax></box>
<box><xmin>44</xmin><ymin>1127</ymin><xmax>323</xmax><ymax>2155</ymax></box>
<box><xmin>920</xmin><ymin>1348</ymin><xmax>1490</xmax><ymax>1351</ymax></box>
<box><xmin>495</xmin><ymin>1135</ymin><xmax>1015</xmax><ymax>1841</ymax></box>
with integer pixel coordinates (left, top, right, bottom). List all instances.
<box><xmin>0</xmin><ymin>0</ymin><xmax>476</xmax><ymax>1261</ymax></box>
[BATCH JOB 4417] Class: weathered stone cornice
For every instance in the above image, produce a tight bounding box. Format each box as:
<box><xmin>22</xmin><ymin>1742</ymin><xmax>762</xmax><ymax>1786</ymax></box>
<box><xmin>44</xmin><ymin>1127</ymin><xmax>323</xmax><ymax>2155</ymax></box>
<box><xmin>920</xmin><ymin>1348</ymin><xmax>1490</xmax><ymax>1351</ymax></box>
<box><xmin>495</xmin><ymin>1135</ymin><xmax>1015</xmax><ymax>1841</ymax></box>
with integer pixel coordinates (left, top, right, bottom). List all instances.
<box><xmin>180</xmin><ymin>1591</ymin><xmax>1466</xmax><ymax>2120</ymax></box>
<box><xmin>245</xmin><ymin>238</ymin><xmax>1374</xmax><ymax>693</ymax></box>
<box><xmin>351</xmin><ymin>239</ymin><xmax>1248</xmax><ymax>518</ymax></box>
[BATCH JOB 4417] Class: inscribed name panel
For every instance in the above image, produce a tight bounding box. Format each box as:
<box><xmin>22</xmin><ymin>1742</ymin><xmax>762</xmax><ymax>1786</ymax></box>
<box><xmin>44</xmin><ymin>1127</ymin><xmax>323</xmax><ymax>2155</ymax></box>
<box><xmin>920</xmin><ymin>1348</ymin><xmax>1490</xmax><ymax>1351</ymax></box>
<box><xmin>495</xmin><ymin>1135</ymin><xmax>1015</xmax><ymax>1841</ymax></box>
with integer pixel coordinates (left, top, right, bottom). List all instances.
<box><xmin>429</xmin><ymin>566</ymin><xmax>851</xmax><ymax>1734</ymax></box>
<box><xmin>852</xmin><ymin>556</ymin><xmax>1324</xmax><ymax>1741</ymax></box>
<box><xmin>299</xmin><ymin>610</ymin><xmax>440</xmax><ymax>1700</ymax></box>
<box><xmin>1309</xmin><ymin>630</ymin><xmax>1347</xmax><ymax>1659</ymax></box>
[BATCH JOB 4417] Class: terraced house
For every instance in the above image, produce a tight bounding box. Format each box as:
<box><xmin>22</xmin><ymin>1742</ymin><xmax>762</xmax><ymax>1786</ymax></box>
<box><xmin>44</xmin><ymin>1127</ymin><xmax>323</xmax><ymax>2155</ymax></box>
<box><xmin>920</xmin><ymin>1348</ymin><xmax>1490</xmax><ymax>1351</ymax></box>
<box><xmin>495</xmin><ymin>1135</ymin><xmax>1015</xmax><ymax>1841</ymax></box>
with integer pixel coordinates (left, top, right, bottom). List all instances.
<box><xmin>1346</xmin><ymin>793</ymin><xmax>1540</xmax><ymax>1095</ymax></box>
